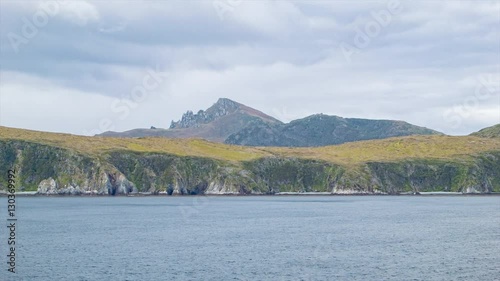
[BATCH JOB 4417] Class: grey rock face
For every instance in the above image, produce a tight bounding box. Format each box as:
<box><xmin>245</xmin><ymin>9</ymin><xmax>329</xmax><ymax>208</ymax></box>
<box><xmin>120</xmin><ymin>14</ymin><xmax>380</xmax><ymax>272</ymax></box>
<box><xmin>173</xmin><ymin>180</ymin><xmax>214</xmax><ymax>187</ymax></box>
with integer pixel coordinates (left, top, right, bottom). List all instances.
<box><xmin>170</xmin><ymin>98</ymin><xmax>240</xmax><ymax>129</ymax></box>
<box><xmin>57</xmin><ymin>185</ymin><xmax>83</xmax><ymax>195</ymax></box>
<box><xmin>37</xmin><ymin>178</ymin><xmax>59</xmax><ymax>195</ymax></box>
<box><xmin>37</xmin><ymin>178</ymin><xmax>83</xmax><ymax>195</ymax></box>
<box><xmin>36</xmin><ymin>172</ymin><xmax>137</xmax><ymax>196</ymax></box>
<box><xmin>104</xmin><ymin>173</ymin><xmax>137</xmax><ymax>195</ymax></box>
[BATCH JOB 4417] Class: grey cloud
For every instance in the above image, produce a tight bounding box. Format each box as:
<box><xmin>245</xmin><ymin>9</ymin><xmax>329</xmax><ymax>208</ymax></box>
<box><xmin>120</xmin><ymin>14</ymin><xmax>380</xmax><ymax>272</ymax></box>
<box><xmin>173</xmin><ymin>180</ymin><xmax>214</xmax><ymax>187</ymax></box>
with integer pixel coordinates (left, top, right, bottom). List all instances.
<box><xmin>0</xmin><ymin>0</ymin><xmax>498</xmax><ymax>135</ymax></box>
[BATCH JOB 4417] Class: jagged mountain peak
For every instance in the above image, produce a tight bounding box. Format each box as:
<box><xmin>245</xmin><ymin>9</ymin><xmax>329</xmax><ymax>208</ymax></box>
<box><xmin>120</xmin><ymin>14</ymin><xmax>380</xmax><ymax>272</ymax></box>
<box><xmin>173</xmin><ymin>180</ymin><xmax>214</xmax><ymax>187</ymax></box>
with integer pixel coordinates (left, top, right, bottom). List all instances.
<box><xmin>170</xmin><ymin>98</ymin><xmax>279</xmax><ymax>129</ymax></box>
<box><xmin>170</xmin><ymin>98</ymin><xmax>239</xmax><ymax>129</ymax></box>
<box><xmin>205</xmin><ymin>98</ymin><xmax>242</xmax><ymax>116</ymax></box>
<box><xmin>214</xmin><ymin>97</ymin><xmax>241</xmax><ymax>107</ymax></box>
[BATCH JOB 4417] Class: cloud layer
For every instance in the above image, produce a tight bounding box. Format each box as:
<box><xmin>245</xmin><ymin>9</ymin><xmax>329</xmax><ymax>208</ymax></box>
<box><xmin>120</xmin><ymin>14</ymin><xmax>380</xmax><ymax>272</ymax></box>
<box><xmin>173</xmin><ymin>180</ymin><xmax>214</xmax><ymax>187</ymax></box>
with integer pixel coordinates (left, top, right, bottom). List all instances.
<box><xmin>0</xmin><ymin>0</ymin><xmax>499</xmax><ymax>135</ymax></box>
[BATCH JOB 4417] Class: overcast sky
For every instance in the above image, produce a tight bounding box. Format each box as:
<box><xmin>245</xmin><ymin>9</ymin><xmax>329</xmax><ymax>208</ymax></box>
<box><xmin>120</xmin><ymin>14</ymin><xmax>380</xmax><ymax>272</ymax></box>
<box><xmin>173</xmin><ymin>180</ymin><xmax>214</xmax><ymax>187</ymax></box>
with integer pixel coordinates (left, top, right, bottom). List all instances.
<box><xmin>0</xmin><ymin>0</ymin><xmax>499</xmax><ymax>136</ymax></box>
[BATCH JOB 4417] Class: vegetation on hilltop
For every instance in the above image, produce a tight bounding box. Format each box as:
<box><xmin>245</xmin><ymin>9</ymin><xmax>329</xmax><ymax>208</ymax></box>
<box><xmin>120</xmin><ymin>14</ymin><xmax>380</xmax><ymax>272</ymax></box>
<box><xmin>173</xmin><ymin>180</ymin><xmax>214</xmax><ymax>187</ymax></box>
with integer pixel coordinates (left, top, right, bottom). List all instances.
<box><xmin>471</xmin><ymin>124</ymin><xmax>500</xmax><ymax>138</ymax></box>
<box><xmin>1</xmin><ymin>126</ymin><xmax>496</xmax><ymax>166</ymax></box>
<box><xmin>226</xmin><ymin>114</ymin><xmax>442</xmax><ymax>147</ymax></box>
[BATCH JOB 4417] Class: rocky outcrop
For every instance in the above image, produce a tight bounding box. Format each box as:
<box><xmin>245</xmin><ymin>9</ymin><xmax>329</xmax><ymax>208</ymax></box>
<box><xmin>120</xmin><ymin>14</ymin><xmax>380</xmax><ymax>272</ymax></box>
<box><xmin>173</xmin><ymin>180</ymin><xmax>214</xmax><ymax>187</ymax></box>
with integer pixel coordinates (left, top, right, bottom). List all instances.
<box><xmin>38</xmin><ymin>180</ymin><xmax>85</xmax><ymax>195</ymax></box>
<box><xmin>169</xmin><ymin>98</ymin><xmax>242</xmax><ymax>129</ymax></box>
<box><xmin>37</xmin><ymin>178</ymin><xmax>59</xmax><ymax>195</ymax></box>
<box><xmin>35</xmin><ymin>173</ymin><xmax>137</xmax><ymax>195</ymax></box>
<box><xmin>104</xmin><ymin>173</ymin><xmax>137</xmax><ymax>195</ymax></box>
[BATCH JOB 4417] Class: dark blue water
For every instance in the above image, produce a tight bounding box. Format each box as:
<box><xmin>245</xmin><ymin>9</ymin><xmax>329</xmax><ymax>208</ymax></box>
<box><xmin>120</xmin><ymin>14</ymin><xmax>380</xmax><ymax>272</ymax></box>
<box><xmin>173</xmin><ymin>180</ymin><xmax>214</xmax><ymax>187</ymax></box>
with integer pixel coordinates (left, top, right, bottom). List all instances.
<box><xmin>1</xmin><ymin>196</ymin><xmax>499</xmax><ymax>281</ymax></box>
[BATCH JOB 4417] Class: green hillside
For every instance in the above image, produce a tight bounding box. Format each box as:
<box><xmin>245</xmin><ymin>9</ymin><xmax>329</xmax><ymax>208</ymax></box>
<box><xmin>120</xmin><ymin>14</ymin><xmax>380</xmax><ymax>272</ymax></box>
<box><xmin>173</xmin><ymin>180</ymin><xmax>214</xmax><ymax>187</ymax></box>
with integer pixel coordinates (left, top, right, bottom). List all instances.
<box><xmin>471</xmin><ymin>124</ymin><xmax>500</xmax><ymax>138</ymax></box>
<box><xmin>226</xmin><ymin>114</ymin><xmax>442</xmax><ymax>146</ymax></box>
<box><xmin>1</xmin><ymin>126</ymin><xmax>499</xmax><ymax>195</ymax></box>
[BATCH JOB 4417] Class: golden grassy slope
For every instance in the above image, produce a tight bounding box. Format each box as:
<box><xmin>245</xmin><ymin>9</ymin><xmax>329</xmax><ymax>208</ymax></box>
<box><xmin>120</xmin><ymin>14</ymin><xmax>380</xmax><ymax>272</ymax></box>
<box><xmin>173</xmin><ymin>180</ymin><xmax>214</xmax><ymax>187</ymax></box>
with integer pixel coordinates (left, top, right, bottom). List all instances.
<box><xmin>1</xmin><ymin>126</ymin><xmax>499</xmax><ymax>166</ymax></box>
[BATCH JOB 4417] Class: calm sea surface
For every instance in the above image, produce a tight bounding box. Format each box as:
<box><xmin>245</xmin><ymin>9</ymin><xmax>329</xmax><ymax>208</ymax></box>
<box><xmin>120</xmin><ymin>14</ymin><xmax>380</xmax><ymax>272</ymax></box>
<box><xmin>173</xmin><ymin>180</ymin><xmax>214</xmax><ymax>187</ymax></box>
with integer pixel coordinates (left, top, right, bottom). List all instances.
<box><xmin>1</xmin><ymin>196</ymin><xmax>499</xmax><ymax>281</ymax></box>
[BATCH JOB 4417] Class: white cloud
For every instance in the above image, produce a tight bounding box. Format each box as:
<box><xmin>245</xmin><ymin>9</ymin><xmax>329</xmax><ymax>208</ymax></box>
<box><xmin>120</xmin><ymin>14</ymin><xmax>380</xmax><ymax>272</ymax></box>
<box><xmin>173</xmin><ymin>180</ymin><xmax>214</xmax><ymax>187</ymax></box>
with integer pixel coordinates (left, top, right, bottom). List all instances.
<box><xmin>229</xmin><ymin>1</ymin><xmax>304</xmax><ymax>36</ymax></box>
<box><xmin>0</xmin><ymin>72</ymin><xmax>112</xmax><ymax>134</ymax></box>
<box><xmin>0</xmin><ymin>1</ymin><xmax>498</xmax><ymax>136</ymax></box>
<box><xmin>58</xmin><ymin>1</ymin><xmax>99</xmax><ymax>26</ymax></box>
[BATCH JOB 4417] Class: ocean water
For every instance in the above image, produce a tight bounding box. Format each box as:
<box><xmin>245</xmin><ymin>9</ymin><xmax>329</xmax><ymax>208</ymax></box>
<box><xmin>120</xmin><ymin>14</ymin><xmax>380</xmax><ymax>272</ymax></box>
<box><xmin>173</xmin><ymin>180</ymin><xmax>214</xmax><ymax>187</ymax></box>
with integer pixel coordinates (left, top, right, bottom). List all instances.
<box><xmin>1</xmin><ymin>196</ymin><xmax>499</xmax><ymax>281</ymax></box>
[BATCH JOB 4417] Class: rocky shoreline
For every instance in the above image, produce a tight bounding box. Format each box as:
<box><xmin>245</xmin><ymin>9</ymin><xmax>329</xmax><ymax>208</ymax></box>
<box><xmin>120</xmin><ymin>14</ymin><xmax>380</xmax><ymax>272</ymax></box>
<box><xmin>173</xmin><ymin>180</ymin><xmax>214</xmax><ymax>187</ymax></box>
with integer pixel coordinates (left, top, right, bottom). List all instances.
<box><xmin>2</xmin><ymin>191</ymin><xmax>499</xmax><ymax>197</ymax></box>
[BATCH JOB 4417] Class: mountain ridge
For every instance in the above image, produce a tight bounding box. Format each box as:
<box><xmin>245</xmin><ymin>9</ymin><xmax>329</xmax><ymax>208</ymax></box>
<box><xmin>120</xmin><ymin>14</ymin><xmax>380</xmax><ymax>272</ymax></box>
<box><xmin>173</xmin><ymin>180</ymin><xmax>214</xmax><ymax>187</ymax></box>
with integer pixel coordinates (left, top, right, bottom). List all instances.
<box><xmin>99</xmin><ymin>98</ymin><xmax>442</xmax><ymax>146</ymax></box>
<box><xmin>225</xmin><ymin>113</ymin><xmax>441</xmax><ymax>146</ymax></box>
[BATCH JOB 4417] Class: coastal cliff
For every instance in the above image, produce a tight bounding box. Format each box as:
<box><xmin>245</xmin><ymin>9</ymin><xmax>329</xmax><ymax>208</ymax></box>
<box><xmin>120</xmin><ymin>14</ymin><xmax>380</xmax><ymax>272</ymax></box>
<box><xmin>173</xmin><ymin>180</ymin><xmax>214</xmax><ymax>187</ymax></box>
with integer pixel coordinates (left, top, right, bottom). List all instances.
<box><xmin>1</xmin><ymin>126</ymin><xmax>499</xmax><ymax>195</ymax></box>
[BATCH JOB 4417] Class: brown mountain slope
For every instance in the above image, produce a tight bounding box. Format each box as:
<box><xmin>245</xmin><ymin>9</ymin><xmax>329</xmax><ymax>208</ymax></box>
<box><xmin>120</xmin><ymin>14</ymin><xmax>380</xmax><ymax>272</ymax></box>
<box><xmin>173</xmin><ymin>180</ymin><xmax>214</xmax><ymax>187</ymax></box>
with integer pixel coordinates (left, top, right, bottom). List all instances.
<box><xmin>99</xmin><ymin>98</ymin><xmax>282</xmax><ymax>141</ymax></box>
